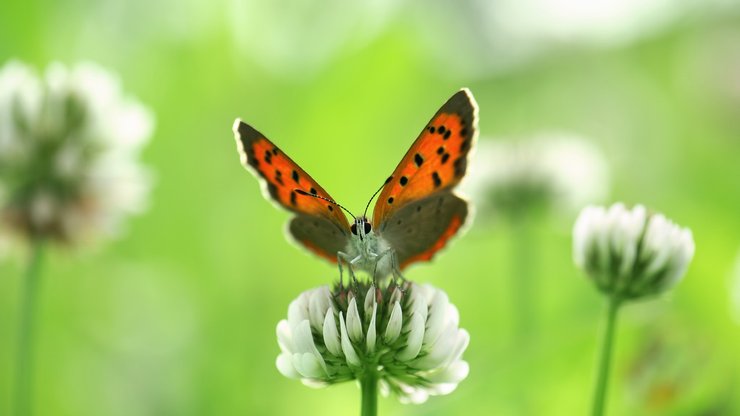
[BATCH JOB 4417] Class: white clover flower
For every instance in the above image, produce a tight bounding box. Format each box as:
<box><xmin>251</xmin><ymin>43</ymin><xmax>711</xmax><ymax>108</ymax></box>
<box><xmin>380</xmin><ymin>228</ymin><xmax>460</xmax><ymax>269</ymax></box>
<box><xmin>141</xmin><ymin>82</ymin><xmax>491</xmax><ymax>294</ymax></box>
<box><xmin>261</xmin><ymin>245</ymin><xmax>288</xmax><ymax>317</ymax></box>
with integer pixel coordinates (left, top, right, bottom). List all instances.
<box><xmin>573</xmin><ymin>203</ymin><xmax>695</xmax><ymax>300</ymax></box>
<box><xmin>276</xmin><ymin>281</ymin><xmax>470</xmax><ymax>404</ymax></box>
<box><xmin>463</xmin><ymin>134</ymin><xmax>609</xmax><ymax>219</ymax></box>
<box><xmin>0</xmin><ymin>60</ymin><xmax>153</xmax><ymax>246</ymax></box>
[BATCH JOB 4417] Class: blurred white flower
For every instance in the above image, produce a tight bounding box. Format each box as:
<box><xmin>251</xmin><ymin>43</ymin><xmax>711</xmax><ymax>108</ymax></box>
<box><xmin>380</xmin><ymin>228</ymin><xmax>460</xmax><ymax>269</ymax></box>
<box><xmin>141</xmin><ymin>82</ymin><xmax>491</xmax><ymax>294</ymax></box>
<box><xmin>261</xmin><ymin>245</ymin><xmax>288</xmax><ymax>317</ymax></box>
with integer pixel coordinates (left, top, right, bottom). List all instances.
<box><xmin>0</xmin><ymin>60</ymin><xmax>153</xmax><ymax>246</ymax></box>
<box><xmin>573</xmin><ymin>203</ymin><xmax>695</xmax><ymax>300</ymax></box>
<box><xmin>409</xmin><ymin>0</ymin><xmax>738</xmax><ymax>77</ymax></box>
<box><xmin>276</xmin><ymin>281</ymin><xmax>470</xmax><ymax>404</ymax></box>
<box><xmin>476</xmin><ymin>0</ymin><xmax>679</xmax><ymax>46</ymax></box>
<box><xmin>463</xmin><ymin>134</ymin><xmax>609</xmax><ymax>219</ymax></box>
<box><xmin>229</xmin><ymin>0</ymin><xmax>399</xmax><ymax>78</ymax></box>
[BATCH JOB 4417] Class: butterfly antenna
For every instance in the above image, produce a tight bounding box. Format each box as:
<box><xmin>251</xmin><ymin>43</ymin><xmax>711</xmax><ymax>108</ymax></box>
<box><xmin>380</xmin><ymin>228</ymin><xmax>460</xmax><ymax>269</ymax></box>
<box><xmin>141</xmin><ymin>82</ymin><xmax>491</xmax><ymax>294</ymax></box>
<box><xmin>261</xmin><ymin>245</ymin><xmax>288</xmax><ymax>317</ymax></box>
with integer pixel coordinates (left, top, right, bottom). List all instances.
<box><xmin>363</xmin><ymin>176</ymin><xmax>392</xmax><ymax>218</ymax></box>
<box><xmin>294</xmin><ymin>189</ymin><xmax>356</xmax><ymax>220</ymax></box>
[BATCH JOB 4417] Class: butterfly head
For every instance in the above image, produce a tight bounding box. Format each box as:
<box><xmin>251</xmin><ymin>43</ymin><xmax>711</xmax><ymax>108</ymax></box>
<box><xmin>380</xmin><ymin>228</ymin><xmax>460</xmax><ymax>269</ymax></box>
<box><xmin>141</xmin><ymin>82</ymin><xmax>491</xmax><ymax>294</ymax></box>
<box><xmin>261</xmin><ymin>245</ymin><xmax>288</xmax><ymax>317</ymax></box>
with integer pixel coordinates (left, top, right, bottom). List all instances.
<box><xmin>350</xmin><ymin>216</ymin><xmax>372</xmax><ymax>240</ymax></box>
<box><xmin>348</xmin><ymin>176</ymin><xmax>393</xmax><ymax>242</ymax></box>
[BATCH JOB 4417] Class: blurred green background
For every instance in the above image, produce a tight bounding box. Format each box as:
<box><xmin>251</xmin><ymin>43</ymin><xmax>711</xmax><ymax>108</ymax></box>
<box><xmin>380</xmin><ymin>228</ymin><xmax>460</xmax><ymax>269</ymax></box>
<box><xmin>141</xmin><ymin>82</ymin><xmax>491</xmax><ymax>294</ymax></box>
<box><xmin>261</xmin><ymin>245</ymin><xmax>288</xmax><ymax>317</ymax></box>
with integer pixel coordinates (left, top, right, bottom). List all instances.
<box><xmin>2</xmin><ymin>0</ymin><xmax>740</xmax><ymax>415</ymax></box>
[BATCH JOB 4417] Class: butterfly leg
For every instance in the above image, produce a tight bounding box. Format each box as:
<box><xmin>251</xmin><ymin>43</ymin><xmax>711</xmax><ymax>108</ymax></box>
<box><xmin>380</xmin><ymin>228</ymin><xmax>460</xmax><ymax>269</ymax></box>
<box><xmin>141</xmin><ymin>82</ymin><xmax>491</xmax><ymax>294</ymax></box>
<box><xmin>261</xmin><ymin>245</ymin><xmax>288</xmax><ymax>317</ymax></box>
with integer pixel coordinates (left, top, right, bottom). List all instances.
<box><xmin>372</xmin><ymin>248</ymin><xmax>406</xmax><ymax>285</ymax></box>
<box><xmin>390</xmin><ymin>250</ymin><xmax>406</xmax><ymax>283</ymax></box>
<box><xmin>336</xmin><ymin>253</ymin><xmax>346</xmax><ymax>289</ymax></box>
<box><xmin>369</xmin><ymin>251</ymin><xmax>382</xmax><ymax>286</ymax></box>
<box><xmin>337</xmin><ymin>251</ymin><xmax>360</xmax><ymax>288</ymax></box>
<box><xmin>348</xmin><ymin>255</ymin><xmax>364</xmax><ymax>290</ymax></box>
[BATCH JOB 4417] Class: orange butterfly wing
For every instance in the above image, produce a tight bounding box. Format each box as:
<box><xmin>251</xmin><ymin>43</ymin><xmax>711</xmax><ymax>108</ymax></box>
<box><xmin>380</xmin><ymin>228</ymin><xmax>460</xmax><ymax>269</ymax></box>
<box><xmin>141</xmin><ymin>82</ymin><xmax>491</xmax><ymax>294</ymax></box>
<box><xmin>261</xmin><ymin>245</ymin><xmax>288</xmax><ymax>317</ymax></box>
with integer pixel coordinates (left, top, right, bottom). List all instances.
<box><xmin>373</xmin><ymin>89</ymin><xmax>478</xmax><ymax>267</ymax></box>
<box><xmin>233</xmin><ymin>120</ymin><xmax>350</xmax><ymax>261</ymax></box>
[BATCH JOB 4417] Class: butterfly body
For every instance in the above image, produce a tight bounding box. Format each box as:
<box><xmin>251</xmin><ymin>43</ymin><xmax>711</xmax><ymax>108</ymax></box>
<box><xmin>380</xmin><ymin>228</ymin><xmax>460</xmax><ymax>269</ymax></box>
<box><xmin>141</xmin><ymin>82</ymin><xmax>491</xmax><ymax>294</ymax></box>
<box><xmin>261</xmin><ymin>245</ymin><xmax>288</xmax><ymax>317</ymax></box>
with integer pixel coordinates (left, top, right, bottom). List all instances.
<box><xmin>340</xmin><ymin>217</ymin><xmax>395</xmax><ymax>278</ymax></box>
<box><xmin>234</xmin><ymin>89</ymin><xmax>478</xmax><ymax>279</ymax></box>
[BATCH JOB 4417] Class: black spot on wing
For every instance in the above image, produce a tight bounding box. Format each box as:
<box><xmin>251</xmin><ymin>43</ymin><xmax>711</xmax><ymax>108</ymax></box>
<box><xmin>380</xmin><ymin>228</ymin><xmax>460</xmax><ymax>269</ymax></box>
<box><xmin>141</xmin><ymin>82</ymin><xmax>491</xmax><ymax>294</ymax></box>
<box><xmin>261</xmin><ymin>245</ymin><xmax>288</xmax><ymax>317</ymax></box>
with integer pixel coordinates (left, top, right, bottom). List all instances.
<box><xmin>432</xmin><ymin>172</ymin><xmax>442</xmax><ymax>188</ymax></box>
<box><xmin>414</xmin><ymin>153</ymin><xmax>424</xmax><ymax>167</ymax></box>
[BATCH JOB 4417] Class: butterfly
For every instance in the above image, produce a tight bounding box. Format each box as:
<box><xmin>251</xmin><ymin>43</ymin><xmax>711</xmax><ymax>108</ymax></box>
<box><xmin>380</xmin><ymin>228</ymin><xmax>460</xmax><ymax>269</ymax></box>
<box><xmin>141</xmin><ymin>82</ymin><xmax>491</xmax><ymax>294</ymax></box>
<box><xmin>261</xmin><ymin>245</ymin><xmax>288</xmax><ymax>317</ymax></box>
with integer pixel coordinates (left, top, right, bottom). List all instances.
<box><xmin>233</xmin><ymin>89</ymin><xmax>478</xmax><ymax>281</ymax></box>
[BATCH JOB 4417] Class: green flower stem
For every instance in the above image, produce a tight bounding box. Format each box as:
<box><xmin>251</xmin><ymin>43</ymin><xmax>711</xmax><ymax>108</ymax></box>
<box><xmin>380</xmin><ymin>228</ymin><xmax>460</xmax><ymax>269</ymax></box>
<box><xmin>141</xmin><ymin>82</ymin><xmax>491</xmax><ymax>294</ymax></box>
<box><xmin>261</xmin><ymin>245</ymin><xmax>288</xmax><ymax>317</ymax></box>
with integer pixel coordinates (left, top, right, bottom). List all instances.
<box><xmin>13</xmin><ymin>238</ymin><xmax>45</xmax><ymax>416</ymax></box>
<box><xmin>591</xmin><ymin>295</ymin><xmax>621</xmax><ymax>416</ymax></box>
<box><xmin>511</xmin><ymin>216</ymin><xmax>535</xmax><ymax>341</ymax></box>
<box><xmin>507</xmin><ymin>215</ymin><xmax>537</xmax><ymax>414</ymax></box>
<box><xmin>360</xmin><ymin>370</ymin><xmax>378</xmax><ymax>416</ymax></box>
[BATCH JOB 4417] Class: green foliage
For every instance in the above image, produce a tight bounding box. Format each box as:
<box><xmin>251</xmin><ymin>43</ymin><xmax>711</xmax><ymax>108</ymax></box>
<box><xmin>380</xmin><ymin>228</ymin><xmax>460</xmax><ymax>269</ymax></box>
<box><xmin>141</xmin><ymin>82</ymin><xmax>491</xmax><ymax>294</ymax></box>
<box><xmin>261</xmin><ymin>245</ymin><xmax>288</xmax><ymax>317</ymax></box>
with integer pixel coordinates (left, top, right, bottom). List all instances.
<box><xmin>1</xmin><ymin>1</ymin><xmax>739</xmax><ymax>415</ymax></box>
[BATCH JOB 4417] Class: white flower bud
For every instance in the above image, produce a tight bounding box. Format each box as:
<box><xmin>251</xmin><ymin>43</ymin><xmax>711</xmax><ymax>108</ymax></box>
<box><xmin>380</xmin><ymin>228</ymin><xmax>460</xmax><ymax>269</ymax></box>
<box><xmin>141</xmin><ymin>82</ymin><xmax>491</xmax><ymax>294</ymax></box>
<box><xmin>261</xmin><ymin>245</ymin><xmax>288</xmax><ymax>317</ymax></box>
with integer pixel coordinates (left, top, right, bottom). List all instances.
<box><xmin>322</xmin><ymin>309</ymin><xmax>341</xmax><ymax>356</ymax></box>
<box><xmin>275</xmin><ymin>282</ymin><xmax>469</xmax><ymax>403</ymax></box>
<box><xmin>363</xmin><ymin>286</ymin><xmax>375</xmax><ymax>316</ymax></box>
<box><xmin>366</xmin><ymin>303</ymin><xmax>377</xmax><ymax>353</ymax></box>
<box><xmin>346</xmin><ymin>297</ymin><xmax>364</xmax><ymax>343</ymax></box>
<box><xmin>339</xmin><ymin>311</ymin><xmax>361</xmax><ymax>367</ymax></box>
<box><xmin>384</xmin><ymin>301</ymin><xmax>403</xmax><ymax>343</ymax></box>
<box><xmin>573</xmin><ymin>203</ymin><xmax>695</xmax><ymax>300</ymax></box>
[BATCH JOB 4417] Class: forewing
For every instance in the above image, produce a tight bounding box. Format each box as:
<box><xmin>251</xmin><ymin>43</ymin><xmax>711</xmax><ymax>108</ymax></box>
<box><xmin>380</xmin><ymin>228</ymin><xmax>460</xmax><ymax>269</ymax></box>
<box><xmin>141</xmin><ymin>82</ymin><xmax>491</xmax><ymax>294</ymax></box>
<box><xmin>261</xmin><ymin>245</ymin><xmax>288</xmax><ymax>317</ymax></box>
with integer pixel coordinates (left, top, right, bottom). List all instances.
<box><xmin>372</xmin><ymin>89</ymin><xmax>478</xmax><ymax>226</ymax></box>
<box><xmin>288</xmin><ymin>215</ymin><xmax>349</xmax><ymax>263</ymax></box>
<box><xmin>378</xmin><ymin>191</ymin><xmax>468</xmax><ymax>269</ymax></box>
<box><xmin>233</xmin><ymin>119</ymin><xmax>350</xmax><ymax>230</ymax></box>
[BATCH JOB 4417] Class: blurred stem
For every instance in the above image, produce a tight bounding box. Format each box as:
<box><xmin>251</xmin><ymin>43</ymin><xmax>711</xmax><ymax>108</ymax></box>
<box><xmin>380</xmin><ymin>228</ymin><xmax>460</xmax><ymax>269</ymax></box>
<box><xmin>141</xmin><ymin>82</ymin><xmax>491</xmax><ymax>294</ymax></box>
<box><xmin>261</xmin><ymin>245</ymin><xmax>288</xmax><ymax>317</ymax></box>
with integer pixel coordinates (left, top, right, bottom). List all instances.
<box><xmin>360</xmin><ymin>371</ymin><xmax>377</xmax><ymax>416</ymax></box>
<box><xmin>508</xmin><ymin>214</ymin><xmax>537</xmax><ymax>416</ymax></box>
<box><xmin>591</xmin><ymin>295</ymin><xmax>621</xmax><ymax>416</ymax></box>
<box><xmin>13</xmin><ymin>238</ymin><xmax>45</xmax><ymax>416</ymax></box>
<box><xmin>511</xmin><ymin>215</ymin><xmax>535</xmax><ymax>342</ymax></box>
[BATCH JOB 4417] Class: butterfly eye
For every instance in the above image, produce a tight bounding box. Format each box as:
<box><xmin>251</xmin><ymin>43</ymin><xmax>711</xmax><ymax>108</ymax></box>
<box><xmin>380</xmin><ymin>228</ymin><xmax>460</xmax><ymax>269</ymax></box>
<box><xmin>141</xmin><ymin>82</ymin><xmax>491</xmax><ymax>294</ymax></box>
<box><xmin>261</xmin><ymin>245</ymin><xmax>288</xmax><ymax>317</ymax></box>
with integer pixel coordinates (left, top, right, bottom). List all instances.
<box><xmin>364</xmin><ymin>222</ymin><xmax>372</xmax><ymax>234</ymax></box>
<box><xmin>350</xmin><ymin>223</ymin><xmax>358</xmax><ymax>235</ymax></box>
